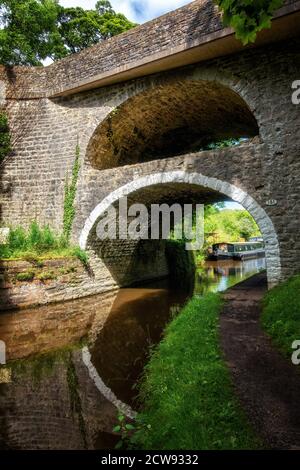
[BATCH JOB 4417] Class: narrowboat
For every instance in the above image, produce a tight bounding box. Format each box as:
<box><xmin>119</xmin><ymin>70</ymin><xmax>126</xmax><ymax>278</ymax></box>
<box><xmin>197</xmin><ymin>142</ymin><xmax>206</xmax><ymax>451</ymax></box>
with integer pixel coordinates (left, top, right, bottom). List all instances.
<box><xmin>208</xmin><ymin>241</ymin><xmax>265</xmax><ymax>261</ymax></box>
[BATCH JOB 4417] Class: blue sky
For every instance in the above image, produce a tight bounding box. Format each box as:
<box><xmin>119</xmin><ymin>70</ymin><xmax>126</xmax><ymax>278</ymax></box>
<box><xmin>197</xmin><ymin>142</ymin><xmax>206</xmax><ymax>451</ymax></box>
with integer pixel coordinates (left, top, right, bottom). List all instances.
<box><xmin>60</xmin><ymin>0</ymin><xmax>191</xmax><ymax>23</ymax></box>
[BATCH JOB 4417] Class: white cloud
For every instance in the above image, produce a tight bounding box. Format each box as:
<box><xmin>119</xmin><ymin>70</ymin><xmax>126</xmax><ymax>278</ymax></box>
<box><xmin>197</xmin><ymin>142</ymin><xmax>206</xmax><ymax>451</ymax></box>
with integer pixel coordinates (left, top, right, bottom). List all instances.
<box><xmin>59</xmin><ymin>0</ymin><xmax>191</xmax><ymax>23</ymax></box>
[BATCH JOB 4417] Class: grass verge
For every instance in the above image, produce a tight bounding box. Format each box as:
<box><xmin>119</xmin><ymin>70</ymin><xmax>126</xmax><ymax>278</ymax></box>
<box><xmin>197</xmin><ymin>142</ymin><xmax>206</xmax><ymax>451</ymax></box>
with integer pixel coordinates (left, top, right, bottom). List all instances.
<box><xmin>261</xmin><ymin>274</ymin><xmax>300</xmax><ymax>357</ymax></box>
<box><xmin>0</xmin><ymin>222</ymin><xmax>88</xmax><ymax>264</ymax></box>
<box><xmin>131</xmin><ymin>294</ymin><xmax>260</xmax><ymax>450</ymax></box>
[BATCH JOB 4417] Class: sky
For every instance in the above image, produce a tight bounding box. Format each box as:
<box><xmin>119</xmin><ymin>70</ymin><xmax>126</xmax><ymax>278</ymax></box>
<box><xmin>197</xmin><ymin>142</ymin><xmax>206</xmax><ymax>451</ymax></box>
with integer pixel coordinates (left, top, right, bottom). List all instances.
<box><xmin>222</xmin><ymin>202</ymin><xmax>244</xmax><ymax>211</ymax></box>
<box><xmin>59</xmin><ymin>0</ymin><xmax>191</xmax><ymax>23</ymax></box>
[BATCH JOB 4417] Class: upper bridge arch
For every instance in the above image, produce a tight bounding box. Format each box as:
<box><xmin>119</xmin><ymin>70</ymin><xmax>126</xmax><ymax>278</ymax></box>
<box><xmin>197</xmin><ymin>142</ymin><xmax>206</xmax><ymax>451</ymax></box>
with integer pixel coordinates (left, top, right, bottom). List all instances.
<box><xmin>85</xmin><ymin>76</ymin><xmax>260</xmax><ymax>171</ymax></box>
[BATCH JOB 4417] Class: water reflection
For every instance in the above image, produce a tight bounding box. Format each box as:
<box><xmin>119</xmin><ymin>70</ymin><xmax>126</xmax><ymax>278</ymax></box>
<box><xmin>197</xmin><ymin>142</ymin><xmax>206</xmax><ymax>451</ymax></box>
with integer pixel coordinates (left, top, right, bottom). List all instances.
<box><xmin>0</xmin><ymin>258</ymin><xmax>265</xmax><ymax>449</ymax></box>
<box><xmin>195</xmin><ymin>258</ymin><xmax>266</xmax><ymax>296</ymax></box>
<box><xmin>90</xmin><ymin>280</ymin><xmax>187</xmax><ymax>408</ymax></box>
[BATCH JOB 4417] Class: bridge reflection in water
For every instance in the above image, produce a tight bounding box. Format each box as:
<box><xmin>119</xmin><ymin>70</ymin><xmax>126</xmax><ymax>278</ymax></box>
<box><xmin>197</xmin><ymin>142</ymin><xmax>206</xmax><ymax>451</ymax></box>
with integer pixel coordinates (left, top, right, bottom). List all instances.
<box><xmin>0</xmin><ymin>258</ymin><xmax>265</xmax><ymax>450</ymax></box>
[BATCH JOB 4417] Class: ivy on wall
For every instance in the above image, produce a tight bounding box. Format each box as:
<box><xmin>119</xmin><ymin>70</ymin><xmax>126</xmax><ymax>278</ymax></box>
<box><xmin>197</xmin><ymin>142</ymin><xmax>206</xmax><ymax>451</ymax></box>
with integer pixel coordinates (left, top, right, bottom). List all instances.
<box><xmin>215</xmin><ymin>0</ymin><xmax>284</xmax><ymax>45</ymax></box>
<box><xmin>63</xmin><ymin>143</ymin><xmax>81</xmax><ymax>241</ymax></box>
<box><xmin>0</xmin><ymin>112</ymin><xmax>11</xmax><ymax>163</ymax></box>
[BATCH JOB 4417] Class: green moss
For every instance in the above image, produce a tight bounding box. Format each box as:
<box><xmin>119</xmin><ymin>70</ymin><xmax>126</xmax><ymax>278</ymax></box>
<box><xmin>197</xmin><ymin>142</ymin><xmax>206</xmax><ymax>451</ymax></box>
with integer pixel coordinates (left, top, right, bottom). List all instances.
<box><xmin>131</xmin><ymin>294</ymin><xmax>260</xmax><ymax>450</ymax></box>
<box><xmin>37</xmin><ymin>271</ymin><xmax>57</xmax><ymax>281</ymax></box>
<box><xmin>16</xmin><ymin>270</ymin><xmax>35</xmax><ymax>282</ymax></box>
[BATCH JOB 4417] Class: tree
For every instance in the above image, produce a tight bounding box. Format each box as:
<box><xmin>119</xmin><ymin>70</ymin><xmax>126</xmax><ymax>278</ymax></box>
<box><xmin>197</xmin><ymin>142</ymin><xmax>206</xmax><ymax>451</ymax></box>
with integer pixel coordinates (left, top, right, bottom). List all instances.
<box><xmin>0</xmin><ymin>0</ymin><xmax>61</xmax><ymax>65</ymax></box>
<box><xmin>0</xmin><ymin>0</ymin><xmax>136</xmax><ymax>65</ymax></box>
<box><xmin>204</xmin><ymin>208</ymin><xmax>260</xmax><ymax>244</ymax></box>
<box><xmin>55</xmin><ymin>1</ymin><xmax>135</xmax><ymax>58</ymax></box>
<box><xmin>215</xmin><ymin>0</ymin><xmax>284</xmax><ymax>45</ymax></box>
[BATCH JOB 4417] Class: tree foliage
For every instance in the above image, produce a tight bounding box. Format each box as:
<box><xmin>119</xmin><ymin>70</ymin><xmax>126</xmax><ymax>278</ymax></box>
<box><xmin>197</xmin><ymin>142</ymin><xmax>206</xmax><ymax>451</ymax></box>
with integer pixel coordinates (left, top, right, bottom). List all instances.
<box><xmin>205</xmin><ymin>207</ymin><xmax>260</xmax><ymax>244</ymax></box>
<box><xmin>55</xmin><ymin>1</ymin><xmax>135</xmax><ymax>58</ymax></box>
<box><xmin>0</xmin><ymin>0</ymin><xmax>61</xmax><ymax>65</ymax></box>
<box><xmin>215</xmin><ymin>0</ymin><xmax>284</xmax><ymax>45</ymax></box>
<box><xmin>0</xmin><ymin>0</ymin><xmax>136</xmax><ymax>66</ymax></box>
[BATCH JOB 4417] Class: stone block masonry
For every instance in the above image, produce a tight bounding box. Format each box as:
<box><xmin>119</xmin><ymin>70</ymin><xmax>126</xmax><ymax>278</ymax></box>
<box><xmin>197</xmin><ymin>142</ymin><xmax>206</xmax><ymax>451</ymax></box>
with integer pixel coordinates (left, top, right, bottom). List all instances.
<box><xmin>0</xmin><ymin>257</ymin><xmax>118</xmax><ymax>311</ymax></box>
<box><xmin>0</xmin><ymin>1</ymin><xmax>299</xmax><ymax>293</ymax></box>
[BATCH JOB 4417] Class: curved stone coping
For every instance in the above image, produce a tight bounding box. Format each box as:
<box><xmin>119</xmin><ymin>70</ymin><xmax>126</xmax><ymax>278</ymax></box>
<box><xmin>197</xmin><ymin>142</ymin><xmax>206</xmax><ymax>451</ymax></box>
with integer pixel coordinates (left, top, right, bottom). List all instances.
<box><xmin>79</xmin><ymin>171</ymin><xmax>281</xmax><ymax>286</ymax></box>
<box><xmin>82</xmin><ymin>346</ymin><xmax>137</xmax><ymax>420</ymax></box>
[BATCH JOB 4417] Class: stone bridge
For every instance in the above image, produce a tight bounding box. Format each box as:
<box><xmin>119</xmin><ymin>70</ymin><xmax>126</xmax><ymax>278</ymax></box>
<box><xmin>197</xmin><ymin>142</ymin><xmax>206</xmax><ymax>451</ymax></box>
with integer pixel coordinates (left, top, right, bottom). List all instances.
<box><xmin>0</xmin><ymin>0</ymin><xmax>300</xmax><ymax>292</ymax></box>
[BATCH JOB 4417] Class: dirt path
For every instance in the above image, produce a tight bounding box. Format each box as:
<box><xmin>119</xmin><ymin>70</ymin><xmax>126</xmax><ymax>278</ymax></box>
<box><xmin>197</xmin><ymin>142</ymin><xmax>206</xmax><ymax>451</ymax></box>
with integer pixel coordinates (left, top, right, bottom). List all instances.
<box><xmin>220</xmin><ymin>273</ymin><xmax>300</xmax><ymax>449</ymax></box>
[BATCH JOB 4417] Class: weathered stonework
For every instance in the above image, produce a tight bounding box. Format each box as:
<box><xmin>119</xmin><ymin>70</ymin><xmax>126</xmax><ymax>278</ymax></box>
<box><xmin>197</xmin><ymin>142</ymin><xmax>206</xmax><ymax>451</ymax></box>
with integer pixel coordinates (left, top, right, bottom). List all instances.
<box><xmin>0</xmin><ymin>1</ymin><xmax>299</xmax><ymax>294</ymax></box>
<box><xmin>0</xmin><ymin>258</ymin><xmax>118</xmax><ymax>310</ymax></box>
<box><xmin>79</xmin><ymin>171</ymin><xmax>281</xmax><ymax>287</ymax></box>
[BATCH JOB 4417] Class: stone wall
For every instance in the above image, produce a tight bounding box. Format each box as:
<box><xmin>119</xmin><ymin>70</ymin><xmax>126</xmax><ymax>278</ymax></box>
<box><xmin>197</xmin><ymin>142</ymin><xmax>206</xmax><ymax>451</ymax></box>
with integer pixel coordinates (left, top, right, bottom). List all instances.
<box><xmin>0</xmin><ymin>257</ymin><xmax>118</xmax><ymax>310</ymax></box>
<box><xmin>0</xmin><ymin>240</ymin><xmax>169</xmax><ymax>309</ymax></box>
<box><xmin>0</xmin><ymin>36</ymin><xmax>299</xmax><ymax>288</ymax></box>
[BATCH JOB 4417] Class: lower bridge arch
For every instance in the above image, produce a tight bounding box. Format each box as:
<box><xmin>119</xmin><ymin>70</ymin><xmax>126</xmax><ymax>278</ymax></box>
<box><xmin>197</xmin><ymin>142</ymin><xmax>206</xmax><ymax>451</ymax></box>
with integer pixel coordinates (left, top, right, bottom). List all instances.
<box><xmin>79</xmin><ymin>171</ymin><xmax>281</xmax><ymax>289</ymax></box>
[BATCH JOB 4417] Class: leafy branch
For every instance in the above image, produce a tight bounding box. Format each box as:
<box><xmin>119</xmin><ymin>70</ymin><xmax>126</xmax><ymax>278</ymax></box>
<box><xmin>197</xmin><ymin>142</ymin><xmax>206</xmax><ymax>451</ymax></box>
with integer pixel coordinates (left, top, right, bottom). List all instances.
<box><xmin>215</xmin><ymin>0</ymin><xmax>284</xmax><ymax>45</ymax></box>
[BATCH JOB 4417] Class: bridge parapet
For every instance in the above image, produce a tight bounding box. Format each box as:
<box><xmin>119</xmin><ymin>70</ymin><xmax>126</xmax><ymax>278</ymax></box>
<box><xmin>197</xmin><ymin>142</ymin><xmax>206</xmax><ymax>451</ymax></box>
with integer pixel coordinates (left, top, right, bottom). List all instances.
<box><xmin>0</xmin><ymin>0</ymin><xmax>299</xmax><ymax>99</ymax></box>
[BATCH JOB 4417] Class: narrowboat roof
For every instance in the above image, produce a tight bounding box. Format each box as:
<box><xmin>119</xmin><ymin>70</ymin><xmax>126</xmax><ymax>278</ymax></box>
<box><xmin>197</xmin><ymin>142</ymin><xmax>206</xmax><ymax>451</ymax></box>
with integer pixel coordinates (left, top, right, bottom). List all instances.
<box><xmin>213</xmin><ymin>242</ymin><xmax>263</xmax><ymax>246</ymax></box>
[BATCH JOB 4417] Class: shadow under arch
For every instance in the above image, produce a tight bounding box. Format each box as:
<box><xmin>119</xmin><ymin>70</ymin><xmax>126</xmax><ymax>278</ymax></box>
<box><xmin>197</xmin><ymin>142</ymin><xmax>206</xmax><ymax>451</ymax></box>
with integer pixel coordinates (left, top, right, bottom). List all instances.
<box><xmin>79</xmin><ymin>171</ymin><xmax>281</xmax><ymax>288</ymax></box>
<box><xmin>85</xmin><ymin>79</ymin><xmax>259</xmax><ymax>170</ymax></box>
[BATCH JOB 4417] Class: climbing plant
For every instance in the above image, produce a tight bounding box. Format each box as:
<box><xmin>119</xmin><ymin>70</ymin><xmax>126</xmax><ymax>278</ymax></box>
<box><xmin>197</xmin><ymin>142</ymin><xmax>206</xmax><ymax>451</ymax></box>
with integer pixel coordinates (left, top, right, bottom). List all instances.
<box><xmin>215</xmin><ymin>0</ymin><xmax>284</xmax><ymax>45</ymax></box>
<box><xmin>0</xmin><ymin>112</ymin><xmax>11</xmax><ymax>163</ymax></box>
<box><xmin>63</xmin><ymin>143</ymin><xmax>80</xmax><ymax>242</ymax></box>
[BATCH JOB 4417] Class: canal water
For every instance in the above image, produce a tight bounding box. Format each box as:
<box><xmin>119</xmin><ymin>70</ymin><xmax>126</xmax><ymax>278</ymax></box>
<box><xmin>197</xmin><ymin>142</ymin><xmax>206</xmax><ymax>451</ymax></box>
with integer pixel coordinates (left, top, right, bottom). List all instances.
<box><xmin>0</xmin><ymin>257</ymin><xmax>265</xmax><ymax>449</ymax></box>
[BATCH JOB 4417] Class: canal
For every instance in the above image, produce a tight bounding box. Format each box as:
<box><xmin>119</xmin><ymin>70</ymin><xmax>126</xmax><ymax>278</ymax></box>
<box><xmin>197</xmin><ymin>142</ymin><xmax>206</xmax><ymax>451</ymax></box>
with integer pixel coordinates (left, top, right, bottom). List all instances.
<box><xmin>0</xmin><ymin>257</ymin><xmax>266</xmax><ymax>449</ymax></box>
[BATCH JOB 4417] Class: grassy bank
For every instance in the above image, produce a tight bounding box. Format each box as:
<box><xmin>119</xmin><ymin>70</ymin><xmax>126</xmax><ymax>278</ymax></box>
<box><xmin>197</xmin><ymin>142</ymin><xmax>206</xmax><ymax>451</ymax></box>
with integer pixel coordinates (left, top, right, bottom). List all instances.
<box><xmin>131</xmin><ymin>294</ymin><xmax>259</xmax><ymax>450</ymax></box>
<box><xmin>261</xmin><ymin>275</ymin><xmax>300</xmax><ymax>357</ymax></box>
<box><xmin>0</xmin><ymin>222</ymin><xmax>88</xmax><ymax>264</ymax></box>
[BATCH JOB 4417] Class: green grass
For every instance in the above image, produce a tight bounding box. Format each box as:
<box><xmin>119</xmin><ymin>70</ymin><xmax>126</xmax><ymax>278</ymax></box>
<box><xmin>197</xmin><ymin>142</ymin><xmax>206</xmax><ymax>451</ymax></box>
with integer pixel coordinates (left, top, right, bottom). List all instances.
<box><xmin>0</xmin><ymin>222</ymin><xmax>88</xmax><ymax>265</ymax></box>
<box><xmin>261</xmin><ymin>275</ymin><xmax>300</xmax><ymax>357</ymax></box>
<box><xmin>131</xmin><ymin>294</ymin><xmax>260</xmax><ymax>450</ymax></box>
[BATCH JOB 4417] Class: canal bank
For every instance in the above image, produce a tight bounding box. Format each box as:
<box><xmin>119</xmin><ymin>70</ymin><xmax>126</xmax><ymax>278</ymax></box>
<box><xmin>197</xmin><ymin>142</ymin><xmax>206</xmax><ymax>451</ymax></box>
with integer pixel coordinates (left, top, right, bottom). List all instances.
<box><xmin>220</xmin><ymin>273</ymin><xmax>300</xmax><ymax>449</ymax></box>
<box><xmin>0</xmin><ymin>258</ymin><xmax>268</xmax><ymax>449</ymax></box>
